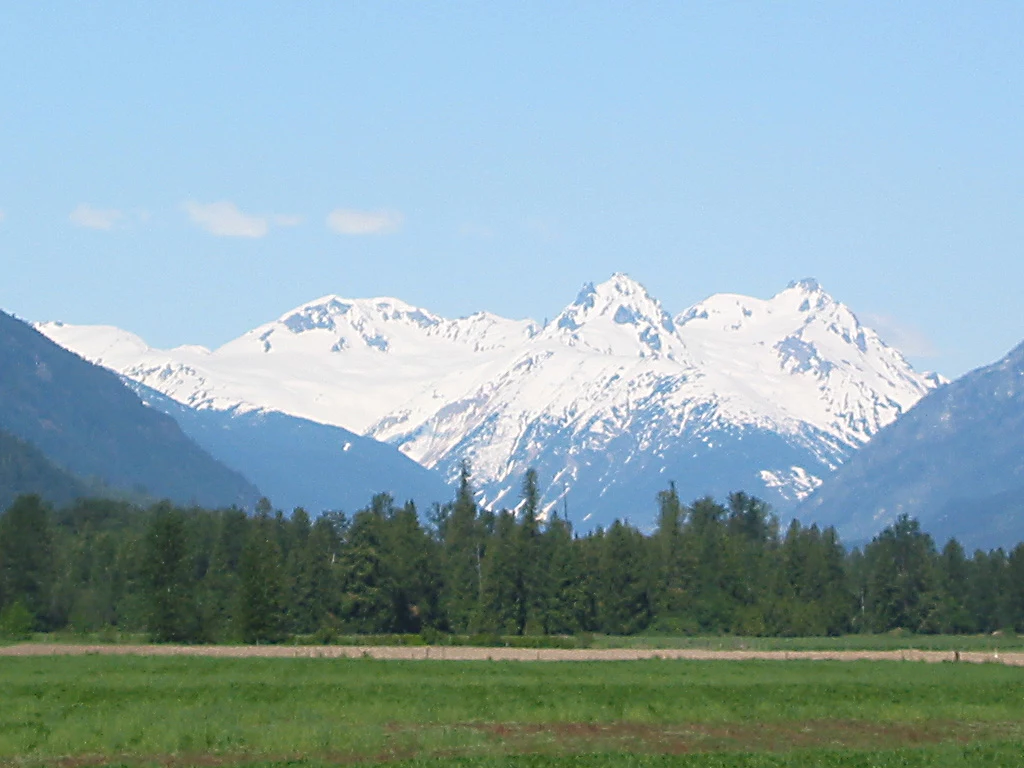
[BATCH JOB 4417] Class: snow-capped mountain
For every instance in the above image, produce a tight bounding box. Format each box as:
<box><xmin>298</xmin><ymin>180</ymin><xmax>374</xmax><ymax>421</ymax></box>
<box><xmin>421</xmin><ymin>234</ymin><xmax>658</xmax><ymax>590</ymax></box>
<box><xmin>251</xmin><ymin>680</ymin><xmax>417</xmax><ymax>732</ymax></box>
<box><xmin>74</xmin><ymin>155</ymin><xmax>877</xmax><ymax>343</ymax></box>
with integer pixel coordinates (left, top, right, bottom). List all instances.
<box><xmin>36</xmin><ymin>274</ymin><xmax>941</xmax><ymax>527</ymax></box>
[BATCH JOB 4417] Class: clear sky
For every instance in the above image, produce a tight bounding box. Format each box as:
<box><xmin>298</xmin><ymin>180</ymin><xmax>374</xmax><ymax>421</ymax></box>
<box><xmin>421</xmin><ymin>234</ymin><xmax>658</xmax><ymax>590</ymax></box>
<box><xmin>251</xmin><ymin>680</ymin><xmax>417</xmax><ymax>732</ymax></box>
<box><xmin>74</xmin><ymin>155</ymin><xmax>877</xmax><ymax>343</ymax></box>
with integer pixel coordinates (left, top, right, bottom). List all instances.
<box><xmin>1</xmin><ymin>3</ymin><xmax>1021</xmax><ymax>378</ymax></box>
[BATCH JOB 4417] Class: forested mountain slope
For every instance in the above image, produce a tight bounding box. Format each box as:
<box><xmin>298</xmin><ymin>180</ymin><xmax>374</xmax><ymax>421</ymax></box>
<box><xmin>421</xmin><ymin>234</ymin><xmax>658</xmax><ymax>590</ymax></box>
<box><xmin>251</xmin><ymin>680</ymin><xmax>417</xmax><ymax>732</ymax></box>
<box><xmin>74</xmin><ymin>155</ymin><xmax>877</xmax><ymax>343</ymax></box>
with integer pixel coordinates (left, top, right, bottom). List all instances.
<box><xmin>0</xmin><ymin>429</ymin><xmax>87</xmax><ymax>510</ymax></box>
<box><xmin>802</xmin><ymin>340</ymin><xmax>1024</xmax><ymax>550</ymax></box>
<box><xmin>0</xmin><ymin>310</ymin><xmax>259</xmax><ymax>508</ymax></box>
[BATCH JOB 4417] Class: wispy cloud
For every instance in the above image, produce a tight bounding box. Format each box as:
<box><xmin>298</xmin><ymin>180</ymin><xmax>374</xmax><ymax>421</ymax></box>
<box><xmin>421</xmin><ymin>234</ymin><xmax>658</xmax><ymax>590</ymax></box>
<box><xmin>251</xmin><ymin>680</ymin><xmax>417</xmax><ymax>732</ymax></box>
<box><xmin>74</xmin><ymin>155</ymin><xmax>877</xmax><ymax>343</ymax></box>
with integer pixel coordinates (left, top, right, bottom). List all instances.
<box><xmin>182</xmin><ymin>201</ymin><xmax>269</xmax><ymax>238</ymax></box>
<box><xmin>270</xmin><ymin>213</ymin><xmax>304</xmax><ymax>227</ymax></box>
<box><xmin>182</xmin><ymin>201</ymin><xmax>305</xmax><ymax>238</ymax></box>
<box><xmin>862</xmin><ymin>313</ymin><xmax>938</xmax><ymax>358</ymax></box>
<box><xmin>0</xmin><ymin>210</ymin><xmax>5</xmax><ymax>224</ymax></box>
<box><xmin>70</xmin><ymin>204</ymin><xmax>125</xmax><ymax>231</ymax></box>
<box><xmin>326</xmin><ymin>208</ymin><xmax>403</xmax><ymax>235</ymax></box>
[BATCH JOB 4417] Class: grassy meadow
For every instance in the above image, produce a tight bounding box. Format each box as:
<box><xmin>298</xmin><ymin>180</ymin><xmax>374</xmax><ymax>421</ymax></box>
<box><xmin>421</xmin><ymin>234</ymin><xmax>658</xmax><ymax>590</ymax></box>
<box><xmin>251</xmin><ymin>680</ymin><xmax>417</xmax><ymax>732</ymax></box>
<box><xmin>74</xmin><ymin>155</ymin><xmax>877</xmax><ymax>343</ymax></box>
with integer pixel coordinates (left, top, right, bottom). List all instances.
<box><xmin>0</xmin><ymin>656</ymin><xmax>1022</xmax><ymax>767</ymax></box>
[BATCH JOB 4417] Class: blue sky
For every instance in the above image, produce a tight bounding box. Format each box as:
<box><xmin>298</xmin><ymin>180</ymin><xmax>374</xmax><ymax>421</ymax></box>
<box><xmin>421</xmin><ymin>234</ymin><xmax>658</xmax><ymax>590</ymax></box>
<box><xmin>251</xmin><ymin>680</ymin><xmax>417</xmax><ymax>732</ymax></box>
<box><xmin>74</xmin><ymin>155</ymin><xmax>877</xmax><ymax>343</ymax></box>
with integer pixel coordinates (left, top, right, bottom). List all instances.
<box><xmin>1</xmin><ymin>3</ymin><xmax>1021</xmax><ymax>378</ymax></box>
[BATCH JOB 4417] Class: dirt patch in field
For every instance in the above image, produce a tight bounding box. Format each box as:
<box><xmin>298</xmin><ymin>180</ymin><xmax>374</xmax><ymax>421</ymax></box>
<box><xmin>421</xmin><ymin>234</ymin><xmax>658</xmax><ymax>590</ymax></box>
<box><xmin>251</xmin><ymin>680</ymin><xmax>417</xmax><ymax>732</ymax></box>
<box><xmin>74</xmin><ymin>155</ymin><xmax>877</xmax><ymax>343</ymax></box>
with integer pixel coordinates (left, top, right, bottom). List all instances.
<box><xmin>6</xmin><ymin>720</ymin><xmax>1020</xmax><ymax>768</ymax></box>
<box><xmin>402</xmin><ymin>719</ymin><xmax>1021</xmax><ymax>756</ymax></box>
<box><xmin>3</xmin><ymin>643</ymin><xmax>1024</xmax><ymax>666</ymax></box>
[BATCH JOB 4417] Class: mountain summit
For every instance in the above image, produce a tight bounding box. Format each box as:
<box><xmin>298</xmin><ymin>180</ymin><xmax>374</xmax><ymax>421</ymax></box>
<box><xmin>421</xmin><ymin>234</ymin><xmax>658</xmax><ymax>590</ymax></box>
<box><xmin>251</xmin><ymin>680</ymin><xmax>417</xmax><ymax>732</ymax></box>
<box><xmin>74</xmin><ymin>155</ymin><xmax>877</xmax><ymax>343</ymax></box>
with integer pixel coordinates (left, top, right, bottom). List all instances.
<box><xmin>36</xmin><ymin>275</ymin><xmax>940</xmax><ymax>526</ymax></box>
<box><xmin>546</xmin><ymin>273</ymin><xmax>684</xmax><ymax>360</ymax></box>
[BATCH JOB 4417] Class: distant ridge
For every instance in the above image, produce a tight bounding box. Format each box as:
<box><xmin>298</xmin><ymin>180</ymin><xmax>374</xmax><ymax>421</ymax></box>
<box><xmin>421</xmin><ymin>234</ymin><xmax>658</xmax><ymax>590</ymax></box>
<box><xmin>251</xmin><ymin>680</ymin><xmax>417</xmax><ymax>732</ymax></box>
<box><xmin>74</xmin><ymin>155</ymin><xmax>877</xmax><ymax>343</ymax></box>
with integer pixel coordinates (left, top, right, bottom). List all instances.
<box><xmin>130</xmin><ymin>382</ymin><xmax>455</xmax><ymax>514</ymax></box>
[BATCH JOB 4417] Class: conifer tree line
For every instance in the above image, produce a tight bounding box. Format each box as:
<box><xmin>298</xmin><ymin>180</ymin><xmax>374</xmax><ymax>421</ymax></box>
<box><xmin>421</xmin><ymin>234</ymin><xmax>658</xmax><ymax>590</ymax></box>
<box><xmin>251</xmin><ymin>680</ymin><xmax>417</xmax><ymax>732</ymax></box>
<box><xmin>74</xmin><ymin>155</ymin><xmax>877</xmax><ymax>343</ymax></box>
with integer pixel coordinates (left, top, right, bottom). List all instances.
<box><xmin>1</xmin><ymin>467</ymin><xmax>1023</xmax><ymax>642</ymax></box>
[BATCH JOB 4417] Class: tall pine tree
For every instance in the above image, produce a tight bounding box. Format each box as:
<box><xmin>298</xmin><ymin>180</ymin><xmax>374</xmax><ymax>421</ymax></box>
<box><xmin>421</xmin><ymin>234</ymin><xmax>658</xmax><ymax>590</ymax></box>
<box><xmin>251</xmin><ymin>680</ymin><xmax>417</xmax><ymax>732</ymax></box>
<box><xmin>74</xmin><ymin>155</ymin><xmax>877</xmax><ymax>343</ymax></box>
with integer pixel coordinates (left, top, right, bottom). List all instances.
<box><xmin>0</xmin><ymin>494</ymin><xmax>54</xmax><ymax>630</ymax></box>
<box><xmin>238</xmin><ymin>508</ymin><xmax>287</xmax><ymax>643</ymax></box>
<box><xmin>142</xmin><ymin>503</ymin><xmax>198</xmax><ymax>642</ymax></box>
<box><xmin>440</xmin><ymin>461</ymin><xmax>483</xmax><ymax>632</ymax></box>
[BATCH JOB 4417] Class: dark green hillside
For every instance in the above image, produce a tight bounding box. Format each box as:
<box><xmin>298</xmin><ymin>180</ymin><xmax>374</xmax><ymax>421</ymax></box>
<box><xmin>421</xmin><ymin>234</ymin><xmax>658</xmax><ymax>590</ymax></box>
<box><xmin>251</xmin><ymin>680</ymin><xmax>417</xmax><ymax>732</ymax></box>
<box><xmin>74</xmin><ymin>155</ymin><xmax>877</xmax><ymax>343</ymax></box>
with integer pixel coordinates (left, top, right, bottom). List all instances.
<box><xmin>0</xmin><ymin>311</ymin><xmax>259</xmax><ymax>508</ymax></box>
<box><xmin>0</xmin><ymin>429</ymin><xmax>87</xmax><ymax>509</ymax></box>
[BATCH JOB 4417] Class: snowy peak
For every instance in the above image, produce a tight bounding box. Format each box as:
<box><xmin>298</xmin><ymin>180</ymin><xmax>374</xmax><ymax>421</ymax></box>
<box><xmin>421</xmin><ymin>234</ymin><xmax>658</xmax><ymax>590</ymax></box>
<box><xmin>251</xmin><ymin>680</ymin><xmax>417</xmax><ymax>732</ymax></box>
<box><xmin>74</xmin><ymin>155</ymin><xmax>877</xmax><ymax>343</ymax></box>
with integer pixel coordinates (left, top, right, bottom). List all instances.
<box><xmin>227</xmin><ymin>294</ymin><xmax>537</xmax><ymax>359</ymax></box>
<box><xmin>677</xmin><ymin>277</ymin><xmax>837</xmax><ymax>332</ymax></box>
<box><xmin>676</xmin><ymin>277</ymin><xmax>872</xmax><ymax>366</ymax></box>
<box><xmin>669</xmin><ymin>278</ymin><xmax>938</xmax><ymax>448</ymax></box>
<box><xmin>33</xmin><ymin>321</ymin><xmax>153</xmax><ymax>370</ymax></box>
<box><xmin>444</xmin><ymin>311</ymin><xmax>541</xmax><ymax>352</ymax></box>
<box><xmin>547</xmin><ymin>273</ymin><xmax>684</xmax><ymax>359</ymax></box>
<box><xmin>567</xmin><ymin>273</ymin><xmax>675</xmax><ymax>332</ymax></box>
<box><xmin>240</xmin><ymin>295</ymin><xmax>444</xmax><ymax>356</ymax></box>
<box><xmin>775</xmin><ymin>278</ymin><xmax>846</xmax><ymax>322</ymax></box>
<box><xmin>786</xmin><ymin>276</ymin><xmax>825</xmax><ymax>298</ymax></box>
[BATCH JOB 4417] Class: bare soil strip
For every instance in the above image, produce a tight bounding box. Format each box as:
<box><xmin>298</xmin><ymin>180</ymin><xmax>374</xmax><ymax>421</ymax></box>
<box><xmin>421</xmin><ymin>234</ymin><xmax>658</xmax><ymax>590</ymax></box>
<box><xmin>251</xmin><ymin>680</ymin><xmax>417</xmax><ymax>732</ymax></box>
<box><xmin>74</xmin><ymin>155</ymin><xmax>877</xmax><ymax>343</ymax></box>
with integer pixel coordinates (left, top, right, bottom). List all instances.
<box><xmin>445</xmin><ymin>718</ymin><xmax>1022</xmax><ymax>754</ymax></box>
<box><xmin>4</xmin><ymin>720</ymin><xmax>1021</xmax><ymax>768</ymax></box>
<box><xmin>2</xmin><ymin>643</ymin><xmax>1024</xmax><ymax>665</ymax></box>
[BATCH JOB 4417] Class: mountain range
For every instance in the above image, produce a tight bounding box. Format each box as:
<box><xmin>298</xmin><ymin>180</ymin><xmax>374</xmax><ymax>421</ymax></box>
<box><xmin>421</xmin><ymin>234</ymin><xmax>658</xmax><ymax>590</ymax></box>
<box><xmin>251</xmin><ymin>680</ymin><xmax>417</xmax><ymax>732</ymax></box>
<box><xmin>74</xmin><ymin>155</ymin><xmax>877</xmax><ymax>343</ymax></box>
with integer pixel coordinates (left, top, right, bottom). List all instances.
<box><xmin>36</xmin><ymin>274</ymin><xmax>941</xmax><ymax>529</ymax></box>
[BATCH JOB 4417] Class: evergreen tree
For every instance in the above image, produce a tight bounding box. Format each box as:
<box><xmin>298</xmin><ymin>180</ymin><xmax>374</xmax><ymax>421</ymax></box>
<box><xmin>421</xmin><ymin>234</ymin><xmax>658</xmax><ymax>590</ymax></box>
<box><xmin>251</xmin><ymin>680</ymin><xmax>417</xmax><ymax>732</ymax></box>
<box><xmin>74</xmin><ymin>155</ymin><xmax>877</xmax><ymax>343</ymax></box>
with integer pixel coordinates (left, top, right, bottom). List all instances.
<box><xmin>862</xmin><ymin>515</ymin><xmax>937</xmax><ymax>632</ymax></box>
<box><xmin>685</xmin><ymin>497</ymin><xmax>736</xmax><ymax>632</ymax></box>
<box><xmin>479</xmin><ymin>510</ymin><xmax>522</xmax><ymax>634</ymax></box>
<box><xmin>382</xmin><ymin>498</ymin><xmax>442</xmax><ymax>632</ymax></box>
<box><xmin>724</xmin><ymin>492</ymin><xmax>777</xmax><ymax>635</ymax></box>
<box><xmin>201</xmin><ymin>508</ymin><xmax>249</xmax><ymax>640</ymax></box>
<box><xmin>966</xmin><ymin>548</ymin><xmax>1011</xmax><ymax>633</ymax></box>
<box><xmin>142</xmin><ymin>503</ymin><xmax>197</xmax><ymax>642</ymax></box>
<box><xmin>286</xmin><ymin>507</ymin><xmax>330</xmax><ymax>635</ymax></box>
<box><xmin>542</xmin><ymin>513</ymin><xmax>584</xmax><ymax>633</ymax></box>
<box><xmin>238</xmin><ymin>510</ymin><xmax>286</xmax><ymax>643</ymax></box>
<box><xmin>926</xmin><ymin>539</ymin><xmax>973</xmax><ymax>633</ymax></box>
<box><xmin>818</xmin><ymin>526</ymin><xmax>854</xmax><ymax>635</ymax></box>
<box><xmin>338</xmin><ymin>503</ymin><xmax>393</xmax><ymax>632</ymax></box>
<box><xmin>596</xmin><ymin>520</ymin><xmax>652</xmax><ymax>634</ymax></box>
<box><xmin>0</xmin><ymin>494</ymin><xmax>54</xmax><ymax>629</ymax></box>
<box><xmin>518</xmin><ymin>468</ymin><xmax>547</xmax><ymax>634</ymax></box>
<box><xmin>651</xmin><ymin>482</ymin><xmax>687</xmax><ymax>626</ymax></box>
<box><xmin>440</xmin><ymin>461</ymin><xmax>483</xmax><ymax>632</ymax></box>
<box><xmin>1006</xmin><ymin>543</ymin><xmax>1024</xmax><ymax>632</ymax></box>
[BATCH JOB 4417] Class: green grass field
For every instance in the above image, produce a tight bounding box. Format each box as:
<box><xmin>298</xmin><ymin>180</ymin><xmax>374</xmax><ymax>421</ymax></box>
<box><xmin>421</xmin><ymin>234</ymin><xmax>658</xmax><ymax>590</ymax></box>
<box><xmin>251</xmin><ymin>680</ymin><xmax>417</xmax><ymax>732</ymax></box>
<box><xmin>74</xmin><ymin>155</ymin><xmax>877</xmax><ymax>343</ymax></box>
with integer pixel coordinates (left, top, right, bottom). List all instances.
<box><xmin>1</xmin><ymin>656</ymin><xmax>1022</xmax><ymax>767</ymax></box>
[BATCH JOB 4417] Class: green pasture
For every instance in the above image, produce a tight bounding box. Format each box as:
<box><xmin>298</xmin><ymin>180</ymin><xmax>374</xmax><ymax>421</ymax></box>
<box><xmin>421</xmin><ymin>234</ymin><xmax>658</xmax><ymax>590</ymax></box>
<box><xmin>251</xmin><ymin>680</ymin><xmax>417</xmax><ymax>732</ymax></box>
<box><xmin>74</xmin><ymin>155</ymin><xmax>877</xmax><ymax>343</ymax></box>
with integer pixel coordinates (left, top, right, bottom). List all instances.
<box><xmin>0</xmin><ymin>657</ymin><xmax>1022</xmax><ymax>766</ymax></box>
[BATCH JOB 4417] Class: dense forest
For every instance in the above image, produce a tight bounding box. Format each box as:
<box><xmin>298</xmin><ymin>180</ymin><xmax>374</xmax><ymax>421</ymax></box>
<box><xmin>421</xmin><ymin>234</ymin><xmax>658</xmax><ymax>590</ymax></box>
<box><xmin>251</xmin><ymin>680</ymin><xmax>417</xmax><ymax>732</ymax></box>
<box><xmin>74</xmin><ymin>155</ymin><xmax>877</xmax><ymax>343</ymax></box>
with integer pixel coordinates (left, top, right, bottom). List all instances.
<box><xmin>1</xmin><ymin>466</ymin><xmax>1023</xmax><ymax>642</ymax></box>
